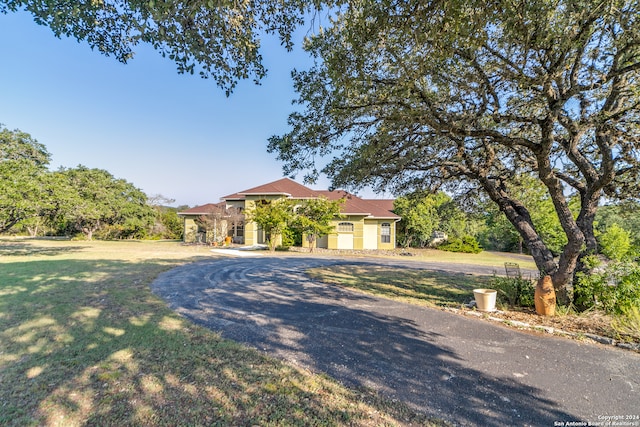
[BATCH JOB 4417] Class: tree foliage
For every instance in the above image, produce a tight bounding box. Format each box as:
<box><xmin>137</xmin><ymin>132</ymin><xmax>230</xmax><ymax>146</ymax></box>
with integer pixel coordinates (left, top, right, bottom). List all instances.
<box><xmin>147</xmin><ymin>194</ymin><xmax>184</xmax><ymax>239</ymax></box>
<box><xmin>0</xmin><ymin>125</ymin><xmax>53</xmax><ymax>233</ymax></box>
<box><xmin>598</xmin><ymin>223</ymin><xmax>632</xmax><ymax>261</ymax></box>
<box><xmin>0</xmin><ymin>0</ymin><xmax>328</xmax><ymax>94</ymax></box>
<box><xmin>52</xmin><ymin>166</ymin><xmax>155</xmax><ymax>240</ymax></box>
<box><xmin>478</xmin><ymin>175</ymin><xmax>568</xmax><ymax>255</ymax></box>
<box><xmin>393</xmin><ymin>191</ymin><xmax>476</xmax><ymax>248</ymax></box>
<box><xmin>245</xmin><ymin>199</ymin><xmax>295</xmax><ymax>251</ymax></box>
<box><xmin>0</xmin><ymin>124</ymin><xmax>50</xmax><ymax>166</ymax></box>
<box><xmin>293</xmin><ymin>197</ymin><xmax>343</xmax><ymax>251</ymax></box>
<box><xmin>269</xmin><ymin>0</ymin><xmax>640</xmax><ymax>298</ymax></box>
<box><xmin>596</xmin><ymin>201</ymin><xmax>640</xmax><ymax>253</ymax></box>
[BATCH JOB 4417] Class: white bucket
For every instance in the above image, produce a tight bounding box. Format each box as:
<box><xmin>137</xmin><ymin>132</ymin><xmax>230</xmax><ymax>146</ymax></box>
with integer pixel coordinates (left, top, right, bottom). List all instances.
<box><xmin>473</xmin><ymin>289</ymin><xmax>497</xmax><ymax>312</ymax></box>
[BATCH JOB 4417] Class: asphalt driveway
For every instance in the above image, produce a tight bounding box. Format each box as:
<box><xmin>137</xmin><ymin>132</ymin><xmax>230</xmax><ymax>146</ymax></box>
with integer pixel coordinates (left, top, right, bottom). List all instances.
<box><xmin>151</xmin><ymin>255</ymin><xmax>640</xmax><ymax>426</ymax></box>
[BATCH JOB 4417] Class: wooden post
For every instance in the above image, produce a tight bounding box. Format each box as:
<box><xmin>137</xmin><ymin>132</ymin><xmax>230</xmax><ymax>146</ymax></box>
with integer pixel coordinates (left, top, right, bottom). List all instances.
<box><xmin>535</xmin><ymin>275</ymin><xmax>556</xmax><ymax>316</ymax></box>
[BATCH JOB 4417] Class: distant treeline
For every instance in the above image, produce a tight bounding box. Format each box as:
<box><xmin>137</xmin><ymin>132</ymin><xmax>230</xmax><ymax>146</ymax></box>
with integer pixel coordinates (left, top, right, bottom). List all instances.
<box><xmin>1</xmin><ymin>125</ymin><xmax>184</xmax><ymax>240</ymax></box>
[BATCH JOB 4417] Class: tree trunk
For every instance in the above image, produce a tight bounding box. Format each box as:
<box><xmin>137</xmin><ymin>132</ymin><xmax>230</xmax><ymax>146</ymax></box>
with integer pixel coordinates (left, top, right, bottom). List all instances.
<box><xmin>27</xmin><ymin>226</ymin><xmax>38</xmax><ymax>237</ymax></box>
<box><xmin>481</xmin><ymin>178</ymin><xmax>557</xmax><ymax>278</ymax></box>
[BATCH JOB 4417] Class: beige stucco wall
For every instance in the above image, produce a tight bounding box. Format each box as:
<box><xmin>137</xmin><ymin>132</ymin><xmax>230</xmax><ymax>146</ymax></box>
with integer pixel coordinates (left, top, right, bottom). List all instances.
<box><xmin>183</xmin><ymin>216</ymin><xmax>199</xmax><ymax>243</ymax></box>
<box><xmin>364</xmin><ymin>218</ymin><xmax>397</xmax><ymax>250</ymax></box>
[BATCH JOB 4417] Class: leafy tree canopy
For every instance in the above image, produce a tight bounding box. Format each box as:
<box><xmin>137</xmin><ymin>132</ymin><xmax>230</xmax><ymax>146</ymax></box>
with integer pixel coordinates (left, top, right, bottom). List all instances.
<box><xmin>269</xmin><ymin>0</ymin><xmax>640</xmax><ymax>297</ymax></box>
<box><xmin>53</xmin><ymin>166</ymin><xmax>155</xmax><ymax>240</ymax></box>
<box><xmin>393</xmin><ymin>192</ymin><xmax>450</xmax><ymax>248</ymax></box>
<box><xmin>0</xmin><ymin>126</ymin><xmax>53</xmax><ymax>233</ymax></box>
<box><xmin>245</xmin><ymin>199</ymin><xmax>295</xmax><ymax>250</ymax></box>
<box><xmin>0</xmin><ymin>124</ymin><xmax>50</xmax><ymax>166</ymax></box>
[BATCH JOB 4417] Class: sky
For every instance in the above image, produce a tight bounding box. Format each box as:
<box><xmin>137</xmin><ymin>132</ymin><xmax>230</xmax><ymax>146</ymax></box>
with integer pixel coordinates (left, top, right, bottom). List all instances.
<box><xmin>0</xmin><ymin>10</ymin><xmax>383</xmax><ymax>207</ymax></box>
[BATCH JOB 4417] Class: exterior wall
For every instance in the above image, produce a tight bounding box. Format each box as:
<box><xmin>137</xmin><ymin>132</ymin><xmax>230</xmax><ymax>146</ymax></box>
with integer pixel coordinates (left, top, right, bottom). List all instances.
<box><xmin>183</xmin><ymin>216</ymin><xmax>199</xmax><ymax>243</ymax></box>
<box><xmin>225</xmin><ymin>200</ymin><xmax>245</xmax><ymax>210</ymax></box>
<box><xmin>328</xmin><ymin>216</ymin><xmax>365</xmax><ymax>250</ymax></box>
<box><xmin>363</xmin><ymin>218</ymin><xmax>397</xmax><ymax>250</ymax></box>
<box><xmin>303</xmin><ymin>217</ymin><xmax>398</xmax><ymax>250</ymax></box>
<box><xmin>381</xmin><ymin>220</ymin><xmax>398</xmax><ymax>250</ymax></box>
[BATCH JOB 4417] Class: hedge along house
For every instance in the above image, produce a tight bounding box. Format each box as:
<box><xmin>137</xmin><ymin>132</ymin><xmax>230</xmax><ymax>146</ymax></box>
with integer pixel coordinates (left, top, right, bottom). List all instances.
<box><xmin>178</xmin><ymin>178</ymin><xmax>400</xmax><ymax>250</ymax></box>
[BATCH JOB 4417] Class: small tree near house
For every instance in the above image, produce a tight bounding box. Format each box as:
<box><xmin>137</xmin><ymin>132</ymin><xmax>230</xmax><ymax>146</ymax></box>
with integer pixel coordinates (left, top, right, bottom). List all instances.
<box><xmin>294</xmin><ymin>197</ymin><xmax>344</xmax><ymax>252</ymax></box>
<box><xmin>245</xmin><ymin>199</ymin><xmax>295</xmax><ymax>251</ymax></box>
<box><xmin>197</xmin><ymin>205</ymin><xmax>243</xmax><ymax>245</ymax></box>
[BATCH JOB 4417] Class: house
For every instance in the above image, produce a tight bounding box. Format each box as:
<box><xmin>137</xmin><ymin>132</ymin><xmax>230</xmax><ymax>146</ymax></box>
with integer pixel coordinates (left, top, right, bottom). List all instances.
<box><xmin>178</xmin><ymin>178</ymin><xmax>400</xmax><ymax>250</ymax></box>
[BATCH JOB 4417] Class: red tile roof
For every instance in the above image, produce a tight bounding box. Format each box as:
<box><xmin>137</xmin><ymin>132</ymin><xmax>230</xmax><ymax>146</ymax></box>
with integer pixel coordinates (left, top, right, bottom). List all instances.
<box><xmin>201</xmin><ymin>178</ymin><xmax>400</xmax><ymax>220</ymax></box>
<box><xmin>315</xmin><ymin>191</ymin><xmax>399</xmax><ymax>219</ymax></box>
<box><xmin>178</xmin><ymin>202</ymin><xmax>225</xmax><ymax>215</ymax></box>
<box><xmin>366</xmin><ymin>199</ymin><xmax>396</xmax><ymax>214</ymax></box>
<box><xmin>223</xmin><ymin>177</ymin><xmax>318</xmax><ymax>199</ymax></box>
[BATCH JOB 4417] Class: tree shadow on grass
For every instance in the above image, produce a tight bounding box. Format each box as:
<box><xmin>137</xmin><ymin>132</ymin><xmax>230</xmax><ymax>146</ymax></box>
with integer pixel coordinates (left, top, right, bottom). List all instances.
<box><xmin>0</xmin><ymin>257</ymin><xmax>431</xmax><ymax>426</ymax></box>
<box><xmin>310</xmin><ymin>264</ymin><xmax>488</xmax><ymax>306</ymax></box>
<box><xmin>0</xmin><ymin>240</ymin><xmax>86</xmax><ymax>257</ymax></box>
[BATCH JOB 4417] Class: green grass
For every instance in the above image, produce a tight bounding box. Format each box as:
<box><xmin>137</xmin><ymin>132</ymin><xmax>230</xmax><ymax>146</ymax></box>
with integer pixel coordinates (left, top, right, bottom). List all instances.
<box><xmin>0</xmin><ymin>239</ymin><xmax>442</xmax><ymax>427</ymax></box>
<box><xmin>389</xmin><ymin>248</ymin><xmax>537</xmax><ymax>270</ymax></box>
<box><xmin>308</xmin><ymin>265</ymin><xmax>488</xmax><ymax>308</ymax></box>
<box><xmin>306</xmin><ymin>249</ymin><xmax>537</xmax><ymax>308</ymax></box>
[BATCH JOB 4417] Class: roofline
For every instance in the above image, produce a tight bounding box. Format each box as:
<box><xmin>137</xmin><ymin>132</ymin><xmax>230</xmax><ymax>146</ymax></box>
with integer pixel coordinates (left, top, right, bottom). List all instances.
<box><xmin>239</xmin><ymin>192</ymin><xmax>292</xmax><ymax>196</ymax></box>
<box><xmin>340</xmin><ymin>212</ymin><xmax>400</xmax><ymax>219</ymax></box>
<box><xmin>177</xmin><ymin>211</ymin><xmax>208</xmax><ymax>216</ymax></box>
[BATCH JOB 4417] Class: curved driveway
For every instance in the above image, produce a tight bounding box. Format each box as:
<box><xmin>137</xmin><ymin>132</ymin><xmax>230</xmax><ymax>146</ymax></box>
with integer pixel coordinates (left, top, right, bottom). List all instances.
<box><xmin>152</xmin><ymin>255</ymin><xmax>640</xmax><ymax>426</ymax></box>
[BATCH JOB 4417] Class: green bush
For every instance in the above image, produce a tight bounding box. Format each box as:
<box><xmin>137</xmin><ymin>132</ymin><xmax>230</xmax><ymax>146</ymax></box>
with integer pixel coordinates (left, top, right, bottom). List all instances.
<box><xmin>598</xmin><ymin>223</ymin><xmax>631</xmax><ymax>261</ymax></box>
<box><xmin>489</xmin><ymin>275</ymin><xmax>535</xmax><ymax>308</ymax></box>
<box><xmin>438</xmin><ymin>235</ymin><xmax>482</xmax><ymax>254</ymax></box>
<box><xmin>574</xmin><ymin>256</ymin><xmax>640</xmax><ymax>314</ymax></box>
<box><xmin>281</xmin><ymin>227</ymin><xmax>298</xmax><ymax>248</ymax></box>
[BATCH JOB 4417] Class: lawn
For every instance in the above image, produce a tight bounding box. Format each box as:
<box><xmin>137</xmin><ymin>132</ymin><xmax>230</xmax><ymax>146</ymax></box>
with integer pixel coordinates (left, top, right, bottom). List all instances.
<box><xmin>0</xmin><ymin>238</ymin><xmax>439</xmax><ymax>427</ymax></box>
<box><xmin>306</xmin><ymin>250</ymin><xmax>625</xmax><ymax>344</ymax></box>
<box><xmin>307</xmin><ymin>265</ymin><xmax>487</xmax><ymax>307</ymax></box>
<box><xmin>306</xmin><ymin>249</ymin><xmax>537</xmax><ymax>308</ymax></box>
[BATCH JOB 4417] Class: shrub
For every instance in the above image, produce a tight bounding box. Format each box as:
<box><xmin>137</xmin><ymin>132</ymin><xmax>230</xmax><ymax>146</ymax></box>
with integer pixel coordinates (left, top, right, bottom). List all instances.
<box><xmin>489</xmin><ymin>275</ymin><xmax>535</xmax><ymax>308</ymax></box>
<box><xmin>598</xmin><ymin>223</ymin><xmax>631</xmax><ymax>261</ymax></box>
<box><xmin>574</xmin><ymin>256</ymin><xmax>640</xmax><ymax>314</ymax></box>
<box><xmin>281</xmin><ymin>227</ymin><xmax>298</xmax><ymax>248</ymax></box>
<box><xmin>438</xmin><ymin>235</ymin><xmax>482</xmax><ymax>254</ymax></box>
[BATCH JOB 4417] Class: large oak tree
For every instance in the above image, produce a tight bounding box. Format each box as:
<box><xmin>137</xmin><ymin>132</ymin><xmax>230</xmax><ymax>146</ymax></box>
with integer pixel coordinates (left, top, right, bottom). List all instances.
<box><xmin>268</xmin><ymin>0</ymin><xmax>640</xmax><ymax>300</ymax></box>
<box><xmin>0</xmin><ymin>125</ymin><xmax>53</xmax><ymax>233</ymax></box>
<box><xmin>52</xmin><ymin>166</ymin><xmax>155</xmax><ymax>240</ymax></box>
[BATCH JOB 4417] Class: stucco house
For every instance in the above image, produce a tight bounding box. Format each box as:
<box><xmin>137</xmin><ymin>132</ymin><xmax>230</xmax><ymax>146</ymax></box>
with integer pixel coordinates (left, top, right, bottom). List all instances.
<box><xmin>178</xmin><ymin>178</ymin><xmax>400</xmax><ymax>250</ymax></box>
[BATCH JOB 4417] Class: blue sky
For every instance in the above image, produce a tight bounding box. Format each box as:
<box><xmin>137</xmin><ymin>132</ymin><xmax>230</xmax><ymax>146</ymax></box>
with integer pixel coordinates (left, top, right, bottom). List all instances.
<box><xmin>0</xmin><ymin>10</ymin><xmax>372</xmax><ymax>207</ymax></box>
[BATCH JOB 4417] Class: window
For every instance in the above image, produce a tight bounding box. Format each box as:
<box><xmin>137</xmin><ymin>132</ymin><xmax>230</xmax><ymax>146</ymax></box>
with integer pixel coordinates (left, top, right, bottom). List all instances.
<box><xmin>338</xmin><ymin>222</ymin><xmax>354</xmax><ymax>232</ymax></box>
<box><xmin>381</xmin><ymin>223</ymin><xmax>391</xmax><ymax>243</ymax></box>
<box><xmin>233</xmin><ymin>222</ymin><xmax>244</xmax><ymax>238</ymax></box>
